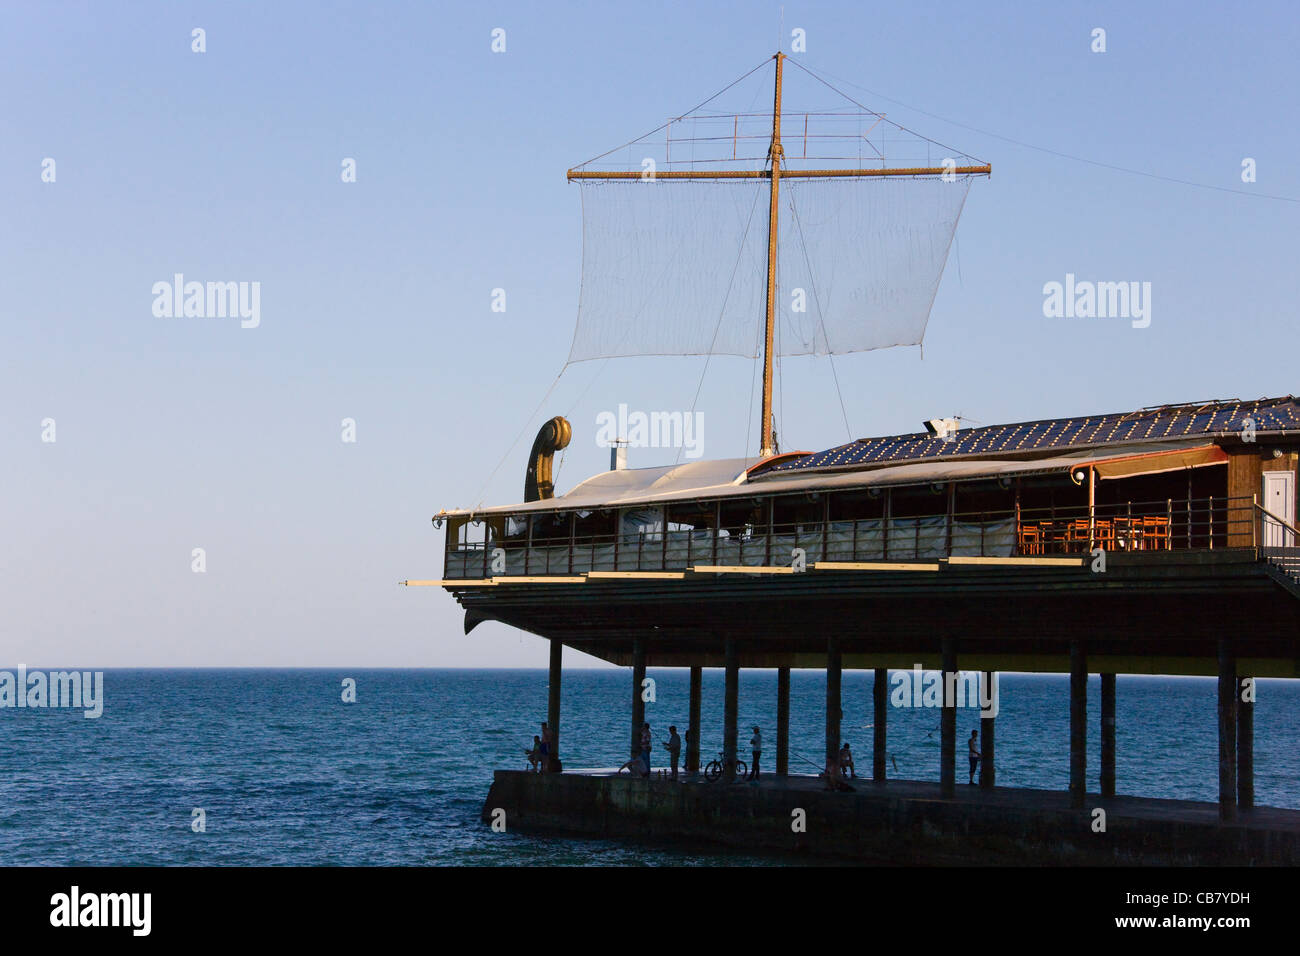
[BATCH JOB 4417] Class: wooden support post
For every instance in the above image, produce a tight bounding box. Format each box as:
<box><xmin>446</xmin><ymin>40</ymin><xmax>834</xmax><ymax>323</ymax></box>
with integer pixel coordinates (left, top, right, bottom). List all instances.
<box><xmin>1100</xmin><ymin>673</ymin><xmax>1116</xmax><ymax>798</ymax></box>
<box><xmin>687</xmin><ymin>665</ymin><xmax>702</xmax><ymax>773</ymax></box>
<box><xmin>1069</xmin><ymin>641</ymin><xmax>1087</xmax><ymax>809</ymax></box>
<box><xmin>723</xmin><ymin>638</ymin><xmax>739</xmax><ymax>782</ymax></box>
<box><xmin>547</xmin><ymin>639</ymin><xmax>563</xmax><ymax>773</ymax></box>
<box><xmin>826</xmin><ymin>637</ymin><xmax>842</xmax><ymax>773</ymax></box>
<box><xmin>631</xmin><ymin>637</ymin><xmax>646</xmax><ymax>764</ymax></box>
<box><xmin>1238</xmin><ymin>675</ymin><xmax>1254</xmax><ymax>810</ymax></box>
<box><xmin>1218</xmin><ymin>639</ymin><xmax>1238</xmax><ymax>820</ymax></box>
<box><xmin>940</xmin><ymin>637</ymin><xmax>956</xmax><ymax>797</ymax></box>
<box><xmin>873</xmin><ymin>667</ymin><xmax>887</xmax><ymax>781</ymax></box>
<box><xmin>979</xmin><ymin>671</ymin><xmax>995</xmax><ymax>788</ymax></box>
<box><xmin>776</xmin><ymin>666</ymin><xmax>790</xmax><ymax>776</ymax></box>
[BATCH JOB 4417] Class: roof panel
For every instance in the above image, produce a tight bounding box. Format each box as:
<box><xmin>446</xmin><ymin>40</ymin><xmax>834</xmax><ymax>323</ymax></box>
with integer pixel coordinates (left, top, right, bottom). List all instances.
<box><xmin>752</xmin><ymin>396</ymin><xmax>1299</xmax><ymax>478</ymax></box>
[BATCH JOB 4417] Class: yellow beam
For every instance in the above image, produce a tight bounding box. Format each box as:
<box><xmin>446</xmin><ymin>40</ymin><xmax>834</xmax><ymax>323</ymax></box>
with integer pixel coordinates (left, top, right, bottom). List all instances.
<box><xmin>945</xmin><ymin>556</ymin><xmax>1084</xmax><ymax>568</ymax></box>
<box><xmin>691</xmin><ymin>565</ymin><xmax>795</xmax><ymax>575</ymax></box>
<box><xmin>812</xmin><ymin>561</ymin><xmax>940</xmax><ymax>572</ymax></box>
<box><xmin>587</xmin><ymin>571</ymin><xmax>687</xmax><ymax>580</ymax></box>
<box><xmin>494</xmin><ymin>576</ymin><xmax>588</xmax><ymax>584</ymax></box>
<box><xmin>402</xmin><ymin>579</ymin><xmax>496</xmax><ymax>587</ymax></box>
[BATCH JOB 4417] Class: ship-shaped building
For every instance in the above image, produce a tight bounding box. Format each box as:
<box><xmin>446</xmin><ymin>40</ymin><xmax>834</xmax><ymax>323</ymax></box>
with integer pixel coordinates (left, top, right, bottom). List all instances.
<box><xmin>412</xmin><ymin>54</ymin><xmax>1300</xmax><ymax>864</ymax></box>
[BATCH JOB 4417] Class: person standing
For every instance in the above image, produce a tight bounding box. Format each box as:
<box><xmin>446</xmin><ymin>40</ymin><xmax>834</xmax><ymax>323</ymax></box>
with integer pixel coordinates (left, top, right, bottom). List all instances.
<box><xmin>968</xmin><ymin>729</ymin><xmax>982</xmax><ymax>785</ymax></box>
<box><xmin>748</xmin><ymin>725</ymin><xmax>763</xmax><ymax>780</ymax></box>
<box><xmin>664</xmin><ymin>726</ymin><xmax>682</xmax><ymax>781</ymax></box>
<box><xmin>540</xmin><ymin>722</ymin><xmax>552</xmax><ymax>773</ymax></box>
<box><xmin>640</xmin><ymin>722</ymin><xmax>652</xmax><ymax>777</ymax></box>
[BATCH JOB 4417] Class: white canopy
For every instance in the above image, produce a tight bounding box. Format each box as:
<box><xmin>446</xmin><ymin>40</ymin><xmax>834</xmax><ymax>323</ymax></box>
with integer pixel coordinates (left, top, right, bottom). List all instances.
<box><xmin>437</xmin><ymin>440</ymin><xmax>1223</xmax><ymax>520</ymax></box>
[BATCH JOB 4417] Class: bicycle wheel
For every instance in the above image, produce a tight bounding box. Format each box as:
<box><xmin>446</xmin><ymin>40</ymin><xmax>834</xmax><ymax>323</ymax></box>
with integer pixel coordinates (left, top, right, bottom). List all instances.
<box><xmin>733</xmin><ymin>760</ymin><xmax>748</xmax><ymax>780</ymax></box>
<box><xmin>704</xmin><ymin>760</ymin><xmax>721</xmax><ymax>782</ymax></box>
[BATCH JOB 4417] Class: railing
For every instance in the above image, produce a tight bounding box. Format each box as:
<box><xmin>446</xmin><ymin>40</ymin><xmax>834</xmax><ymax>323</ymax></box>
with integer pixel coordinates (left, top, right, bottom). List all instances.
<box><xmin>444</xmin><ymin>495</ymin><xmax>1262</xmax><ymax>579</ymax></box>
<box><xmin>1256</xmin><ymin>501</ymin><xmax>1300</xmax><ymax>582</ymax></box>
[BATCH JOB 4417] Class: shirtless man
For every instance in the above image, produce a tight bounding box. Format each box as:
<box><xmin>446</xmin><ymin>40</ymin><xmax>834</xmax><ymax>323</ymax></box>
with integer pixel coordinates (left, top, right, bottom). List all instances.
<box><xmin>968</xmin><ymin>729</ymin><xmax>982</xmax><ymax>784</ymax></box>
<box><xmin>839</xmin><ymin>742</ymin><xmax>856</xmax><ymax>779</ymax></box>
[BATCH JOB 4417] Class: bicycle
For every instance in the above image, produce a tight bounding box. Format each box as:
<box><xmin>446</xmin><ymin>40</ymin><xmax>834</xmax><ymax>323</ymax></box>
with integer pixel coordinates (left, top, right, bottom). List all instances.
<box><xmin>703</xmin><ymin>750</ymin><xmax>748</xmax><ymax>782</ymax></box>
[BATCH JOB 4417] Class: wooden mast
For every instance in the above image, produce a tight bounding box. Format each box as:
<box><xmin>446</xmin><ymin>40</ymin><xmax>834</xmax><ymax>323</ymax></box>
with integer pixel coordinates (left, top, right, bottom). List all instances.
<box><xmin>565</xmin><ymin>55</ymin><xmax>991</xmax><ymax>460</ymax></box>
<box><xmin>759</xmin><ymin>52</ymin><xmax>784</xmax><ymax>457</ymax></box>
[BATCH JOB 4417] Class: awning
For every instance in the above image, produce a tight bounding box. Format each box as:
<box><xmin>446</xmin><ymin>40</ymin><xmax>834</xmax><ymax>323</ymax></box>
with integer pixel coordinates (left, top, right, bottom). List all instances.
<box><xmin>1091</xmin><ymin>443</ymin><xmax>1228</xmax><ymax>480</ymax></box>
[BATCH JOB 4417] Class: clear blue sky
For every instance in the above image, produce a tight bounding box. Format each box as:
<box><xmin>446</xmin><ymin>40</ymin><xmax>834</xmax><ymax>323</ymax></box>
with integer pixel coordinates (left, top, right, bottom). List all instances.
<box><xmin>3</xmin><ymin>1</ymin><xmax>1297</xmax><ymax>667</ymax></box>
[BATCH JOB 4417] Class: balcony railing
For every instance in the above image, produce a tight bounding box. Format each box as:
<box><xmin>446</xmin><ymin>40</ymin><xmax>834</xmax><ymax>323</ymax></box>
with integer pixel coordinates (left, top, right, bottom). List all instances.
<box><xmin>444</xmin><ymin>495</ymin><xmax>1264</xmax><ymax>579</ymax></box>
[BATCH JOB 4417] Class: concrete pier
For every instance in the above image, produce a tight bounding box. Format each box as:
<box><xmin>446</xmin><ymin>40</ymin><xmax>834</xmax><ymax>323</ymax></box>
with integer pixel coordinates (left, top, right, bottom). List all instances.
<box><xmin>483</xmin><ymin>770</ymin><xmax>1300</xmax><ymax>866</ymax></box>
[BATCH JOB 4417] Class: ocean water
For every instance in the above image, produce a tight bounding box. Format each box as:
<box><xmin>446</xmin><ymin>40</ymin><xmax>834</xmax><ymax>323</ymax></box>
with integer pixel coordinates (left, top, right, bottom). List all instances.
<box><xmin>1</xmin><ymin>669</ymin><xmax>1296</xmax><ymax>866</ymax></box>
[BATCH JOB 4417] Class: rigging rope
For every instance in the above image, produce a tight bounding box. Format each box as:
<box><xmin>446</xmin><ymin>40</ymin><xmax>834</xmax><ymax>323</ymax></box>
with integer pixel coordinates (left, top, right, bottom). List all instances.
<box><xmin>789</xmin><ymin>188</ymin><xmax>854</xmax><ymax>444</ymax></box>
<box><xmin>795</xmin><ymin>58</ymin><xmax>1300</xmax><ymax>205</ymax></box>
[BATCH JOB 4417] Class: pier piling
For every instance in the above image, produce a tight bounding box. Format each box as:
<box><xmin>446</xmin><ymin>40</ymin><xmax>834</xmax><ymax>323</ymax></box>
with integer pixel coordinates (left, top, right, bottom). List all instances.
<box><xmin>940</xmin><ymin>637</ymin><xmax>956</xmax><ymax>797</ymax></box>
<box><xmin>687</xmin><ymin>665</ymin><xmax>702</xmax><ymax>773</ymax></box>
<box><xmin>776</xmin><ymin>666</ymin><xmax>790</xmax><ymax>776</ymax></box>
<box><xmin>1238</xmin><ymin>674</ymin><xmax>1254</xmax><ymax>809</ymax></box>
<box><xmin>631</xmin><ymin>637</ymin><xmax>646</xmax><ymax>763</ymax></box>
<box><xmin>826</xmin><ymin>638</ymin><xmax>842</xmax><ymax>773</ymax></box>
<box><xmin>723</xmin><ymin>637</ymin><xmax>738</xmax><ymax>782</ymax></box>
<box><xmin>1069</xmin><ymin>641</ymin><xmax>1087</xmax><ymax>809</ymax></box>
<box><xmin>980</xmin><ymin>670</ymin><xmax>995</xmax><ymax>788</ymax></box>
<box><xmin>873</xmin><ymin>667</ymin><xmax>887</xmax><ymax>781</ymax></box>
<box><xmin>547</xmin><ymin>638</ymin><xmax>562</xmax><ymax>772</ymax></box>
<box><xmin>1100</xmin><ymin>673</ymin><xmax>1115</xmax><ymax>798</ymax></box>
<box><xmin>1218</xmin><ymin>639</ymin><xmax>1238</xmax><ymax>820</ymax></box>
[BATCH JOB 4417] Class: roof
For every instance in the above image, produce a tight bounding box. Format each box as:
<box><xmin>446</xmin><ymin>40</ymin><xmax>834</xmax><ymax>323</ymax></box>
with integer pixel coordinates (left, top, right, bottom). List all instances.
<box><xmin>435</xmin><ymin>396</ymin><xmax>1289</xmax><ymax>520</ymax></box>
<box><xmin>438</xmin><ymin>440</ymin><xmax>1228</xmax><ymax>520</ymax></box>
<box><xmin>751</xmin><ymin>396</ymin><xmax>1300</xmax><ymax>479</ymax></box>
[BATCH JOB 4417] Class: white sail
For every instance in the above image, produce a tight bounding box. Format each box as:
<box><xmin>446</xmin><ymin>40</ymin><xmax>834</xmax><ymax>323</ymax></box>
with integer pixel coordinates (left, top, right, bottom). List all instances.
<box><xmin>567</xmin><ymin>175</ymin><xmax>971</xmax><ymax>364</ymax></box>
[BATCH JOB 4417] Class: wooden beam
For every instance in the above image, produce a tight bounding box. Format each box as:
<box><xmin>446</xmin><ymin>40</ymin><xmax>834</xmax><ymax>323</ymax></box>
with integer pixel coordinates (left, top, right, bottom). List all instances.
<box><xmin>692</xmin><ymin>565</ymin><xmax>795</xmax><ymax>574</ymax></box>
<box><xmin>812</xmin><ymin>561</ymin><xmax>940</xmax><ymax>572</ymax></box>
<box><xmin>566</xmin><ymin>165</ymin><xmax>992</xmax><ymax>180</ymax></box>
<box><xmin>945</xmin><ymin>556</ymin><xmax>1084</xmax><ymax>568</ymax></box>
<box><xmin>403</xmin><ymin>579</ymin><xmax>495</xmax><ymax>587</ymax></box>
<box><xmin>587</xmin><ymin>571</ymin><xmax>686</xmax><ymax>580</ymax></box>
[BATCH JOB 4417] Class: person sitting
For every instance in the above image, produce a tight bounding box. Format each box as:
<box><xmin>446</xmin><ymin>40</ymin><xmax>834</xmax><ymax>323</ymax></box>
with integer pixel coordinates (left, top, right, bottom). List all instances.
<box><xmin>525</xmin><ymin>735</ymin><xmax>543</xmax><ymax>772</ymax></box>
<box><xmin>839</xmin><ymin>742</ymin><xmax>856</xmax><ymax>779</ymax></box>
<box><xmin>822</xmin><ymin>755</ymin><xmax>855</xmax><ymax>792</ymax></box>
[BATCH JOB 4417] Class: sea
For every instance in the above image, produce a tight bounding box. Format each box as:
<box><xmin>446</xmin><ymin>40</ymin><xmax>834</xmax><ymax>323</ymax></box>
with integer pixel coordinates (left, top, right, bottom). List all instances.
<box><xmin>1</xmin><ymin>669</ymin><xmax>1296</xmax><ymax>866</ymax></box>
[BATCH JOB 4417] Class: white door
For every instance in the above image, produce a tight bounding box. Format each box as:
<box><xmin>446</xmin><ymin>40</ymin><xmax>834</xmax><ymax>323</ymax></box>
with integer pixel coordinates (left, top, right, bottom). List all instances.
<box><xmin>1262</xmin><ymin>471</ymin><xmax>1296</xmax><ymax>548</ymax></box>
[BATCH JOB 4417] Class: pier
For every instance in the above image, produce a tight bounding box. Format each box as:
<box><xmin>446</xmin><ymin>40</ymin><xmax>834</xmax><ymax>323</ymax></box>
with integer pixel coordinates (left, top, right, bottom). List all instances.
<box><xmin>483</xmin><ymin>769</ymin><xmax>1300</xmax><ymax>865</ymax></box>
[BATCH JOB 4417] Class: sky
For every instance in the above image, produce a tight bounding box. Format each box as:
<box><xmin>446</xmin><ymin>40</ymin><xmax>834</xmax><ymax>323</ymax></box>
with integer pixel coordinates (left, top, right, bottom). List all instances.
<box><xmin>2</xmin><ymin>0</ymin><xmax>1298</xmax><ymax>667</ymax></box>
